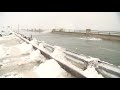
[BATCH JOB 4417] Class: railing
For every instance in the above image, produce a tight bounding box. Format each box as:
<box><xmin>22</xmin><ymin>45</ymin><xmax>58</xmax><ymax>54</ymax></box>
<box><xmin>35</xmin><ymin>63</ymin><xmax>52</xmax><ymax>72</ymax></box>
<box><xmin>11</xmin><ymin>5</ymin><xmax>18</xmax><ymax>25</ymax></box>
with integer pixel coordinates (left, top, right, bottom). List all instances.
<box><xmin>43</xmin><ymin>42</ymin><xmax>120</xmax><ymax>77</ymax></box>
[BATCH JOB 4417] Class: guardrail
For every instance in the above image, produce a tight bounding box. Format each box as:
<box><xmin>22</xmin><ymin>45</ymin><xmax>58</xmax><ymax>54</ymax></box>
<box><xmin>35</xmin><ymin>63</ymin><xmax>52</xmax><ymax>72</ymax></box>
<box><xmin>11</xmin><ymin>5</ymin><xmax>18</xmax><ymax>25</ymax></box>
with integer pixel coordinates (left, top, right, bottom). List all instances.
<box><xmin>43</xmin><ymin>42</ymin><xmax>120</xmax><ymax>78</ymax></box>
<box><xmin>14</xmin><ymin>32</ymin><xmax>120</xmax><ymax>78</ymax></box>
<box><xmin>14</xmin><ymin>32</ymin><xmax>88</xmax><ymax>78</ymax></box>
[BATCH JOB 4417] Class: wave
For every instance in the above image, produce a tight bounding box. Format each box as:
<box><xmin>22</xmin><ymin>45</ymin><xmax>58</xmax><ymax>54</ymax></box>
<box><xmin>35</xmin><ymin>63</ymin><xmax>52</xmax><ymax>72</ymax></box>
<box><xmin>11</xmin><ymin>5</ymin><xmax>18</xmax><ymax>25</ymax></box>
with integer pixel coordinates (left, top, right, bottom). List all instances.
<box><xmin>78</xmin><ymin>37</ymin><xmax>102</xmax><ymax>41</ymax></box>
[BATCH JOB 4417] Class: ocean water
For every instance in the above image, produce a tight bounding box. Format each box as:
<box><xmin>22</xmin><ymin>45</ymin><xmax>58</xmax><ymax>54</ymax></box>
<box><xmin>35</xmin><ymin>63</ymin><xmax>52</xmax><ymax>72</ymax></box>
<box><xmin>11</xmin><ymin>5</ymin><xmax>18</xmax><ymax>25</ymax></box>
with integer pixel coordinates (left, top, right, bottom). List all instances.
<box><xmin>19</xmin><ymin>30</ymin><xmax>120</xmax><ymax>66</ymax></box>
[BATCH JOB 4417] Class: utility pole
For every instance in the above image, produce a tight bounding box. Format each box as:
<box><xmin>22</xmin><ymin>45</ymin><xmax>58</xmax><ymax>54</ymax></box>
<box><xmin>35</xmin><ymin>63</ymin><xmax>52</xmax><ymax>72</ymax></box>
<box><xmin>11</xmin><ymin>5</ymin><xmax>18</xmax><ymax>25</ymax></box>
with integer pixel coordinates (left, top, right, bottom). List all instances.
<box><xmin>18</xmin><ymin>24</ymin><xmax>19</xmax><ymax>33</ymax></box>
<box><xmin>10</xmin><ymin>25</ymin><xmax>12</xmax><ymax>31</ymax></box>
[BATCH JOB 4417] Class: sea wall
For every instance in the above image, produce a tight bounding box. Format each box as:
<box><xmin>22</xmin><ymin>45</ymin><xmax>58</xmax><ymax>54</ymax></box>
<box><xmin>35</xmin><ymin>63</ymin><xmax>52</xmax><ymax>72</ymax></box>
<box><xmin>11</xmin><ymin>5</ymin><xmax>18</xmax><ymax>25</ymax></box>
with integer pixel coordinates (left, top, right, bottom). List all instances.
<box><xmin>52</xmin><ymin>31</ymin><xmax>120</xmax><ymax>41</ymax></box>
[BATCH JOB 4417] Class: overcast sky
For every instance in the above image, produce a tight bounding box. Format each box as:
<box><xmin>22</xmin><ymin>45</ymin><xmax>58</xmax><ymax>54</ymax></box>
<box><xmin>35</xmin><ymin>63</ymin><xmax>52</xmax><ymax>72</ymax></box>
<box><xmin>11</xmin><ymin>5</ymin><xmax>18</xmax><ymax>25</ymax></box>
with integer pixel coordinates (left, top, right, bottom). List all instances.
<box><xmin>0</xmin><ymin>12</ymin><xmax>120</xmax><ymax>31</ymax></box>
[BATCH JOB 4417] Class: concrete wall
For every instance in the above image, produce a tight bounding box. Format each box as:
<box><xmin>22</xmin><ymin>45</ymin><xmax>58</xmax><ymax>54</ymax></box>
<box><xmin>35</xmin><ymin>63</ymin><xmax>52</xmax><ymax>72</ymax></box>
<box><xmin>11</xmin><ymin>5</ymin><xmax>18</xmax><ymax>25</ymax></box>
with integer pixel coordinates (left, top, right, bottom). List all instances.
<box><xmin>52</xmin><ymin>31</ymin><xmax>120</xmax><ymax>41</ymax></box>
<box><xmin>90</xmin><ymin>33</ymin><xmax>120</xmax><ymax>41</ymax></box>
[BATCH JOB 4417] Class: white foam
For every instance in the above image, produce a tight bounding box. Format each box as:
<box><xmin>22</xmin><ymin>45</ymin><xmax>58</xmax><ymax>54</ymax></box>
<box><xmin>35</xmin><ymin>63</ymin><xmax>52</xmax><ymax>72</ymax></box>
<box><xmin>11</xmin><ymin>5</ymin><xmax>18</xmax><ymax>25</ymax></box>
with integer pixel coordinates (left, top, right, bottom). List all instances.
<box><xmin>6</xmin><ymin>42</ymin><xmax>33</xmax><ymax>56</ymax></box>
<box><xmin>89</xmin><ymin>38</ymin><xmax>102</xmax><ymax>41</ymax></box>
<box><xmin>78</xmin><ymin>37</ymin><xmax>102</xmax><ymax>41</ymax></box>
<box><xmin>38</xmin><ymin>43</ymin><xmax>45</xmax><ymax>50</ymax></box>
<box><xmin>83</xmin><ymin>66</ymin><xmax>104</xmax><ymax>78</ymax></box>
<box><xmin>0</xmin><ymin>45</ymin><xmax>8</xmax><ymax>58</ymax></box>
<box><xmin>17</xmin><ymin>42</ymin><xmax>33</xmax><ymax>54</ymax></box>
<box><xmin>3</xmin><ymin>59</ymin><xmax>10</xmax><ymax>64</ymax></box>
<box><xmin>78</xmin><ymin>54</ymin><xmax>101</xmax><ymax>62</ymax></box>
<box><xmin>50</xmin><ymin>46</ymin><xmax>66</xmax><ymax>61</ymax></box>
<box><xmin>29</xmin><ymin>50</ymin><xmax>46</xmax><ymax>62</ymax></box>
<box><xmin>30</xmin><ymin>38</ymin><xmax>39</xmax><ymax>46</ymax></box>
<box><xmin>33</xmin><ymin>59</ymin><xmax>71</xmax><ymax>78</ymax></box>
<box><xmin>0</xmin><ymin>34</ymin><xmax>19</xmax><ymax>41</ymax></box>
<box><xmin>0</xmin><ymin>72</ymin><xmax>23</xmax><ymax>78</ymax></box>
<box><xmin>5</xmin><ymin>46</ymin><xmax>21</xmax><ymax>56</ymax></box>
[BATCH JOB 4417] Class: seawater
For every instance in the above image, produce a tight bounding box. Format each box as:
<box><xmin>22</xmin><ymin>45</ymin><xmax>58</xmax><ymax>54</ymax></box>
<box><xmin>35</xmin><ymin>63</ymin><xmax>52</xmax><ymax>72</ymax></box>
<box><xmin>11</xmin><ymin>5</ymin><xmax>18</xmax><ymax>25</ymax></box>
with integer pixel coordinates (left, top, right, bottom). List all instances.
<box><xmin>19</xmin><ymin>30</ymin><xmax>120</xmax><ymax>66</ymax></box>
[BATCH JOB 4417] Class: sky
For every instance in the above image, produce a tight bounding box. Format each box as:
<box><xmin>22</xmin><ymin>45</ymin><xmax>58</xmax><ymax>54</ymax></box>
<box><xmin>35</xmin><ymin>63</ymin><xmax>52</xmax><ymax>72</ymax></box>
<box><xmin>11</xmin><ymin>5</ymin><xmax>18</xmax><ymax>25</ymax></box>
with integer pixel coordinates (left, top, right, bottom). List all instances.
<box><xmin>0</xmin><ymin>12</ymin><xmax>120</xmax><ymax>31</ymax></box>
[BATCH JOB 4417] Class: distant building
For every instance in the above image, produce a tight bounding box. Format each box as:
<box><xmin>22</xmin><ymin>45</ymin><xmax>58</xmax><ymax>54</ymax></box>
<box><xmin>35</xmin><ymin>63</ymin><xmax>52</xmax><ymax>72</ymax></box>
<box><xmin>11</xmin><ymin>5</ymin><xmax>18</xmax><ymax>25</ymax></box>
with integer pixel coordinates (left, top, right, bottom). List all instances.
<box><xmin>52</xmin><ymin>29</ymin><xmax>56</xmax><ymax>32</ymax></box>
<box><xmin>86</xmin><ymin>29</ymin><xmax>91</xmax><ymax>33</ymax></box>
<box><xmin>86</xmin><ymin>29</ymin><xmax>91</xmax><ymax>34</ymax></box>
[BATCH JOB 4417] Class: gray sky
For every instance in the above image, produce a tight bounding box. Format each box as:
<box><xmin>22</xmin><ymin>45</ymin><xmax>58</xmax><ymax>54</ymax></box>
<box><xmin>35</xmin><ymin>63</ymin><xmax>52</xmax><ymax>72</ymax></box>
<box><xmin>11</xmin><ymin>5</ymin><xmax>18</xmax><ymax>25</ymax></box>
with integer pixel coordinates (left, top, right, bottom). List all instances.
<box><xmin>0</xmin><ymin>12</ymin><xmax>120</xmax><ymax>31</ymax></box>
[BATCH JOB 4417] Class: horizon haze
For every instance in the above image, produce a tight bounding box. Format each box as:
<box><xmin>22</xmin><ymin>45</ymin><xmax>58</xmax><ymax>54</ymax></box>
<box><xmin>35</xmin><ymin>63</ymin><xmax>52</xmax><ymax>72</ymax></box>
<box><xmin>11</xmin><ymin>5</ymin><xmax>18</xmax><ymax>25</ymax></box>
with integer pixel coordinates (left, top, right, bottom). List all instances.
<box><xmin>0</xmin><ymin>12</ymin><xmax>120</xmax><ymax>31</ymax></box>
